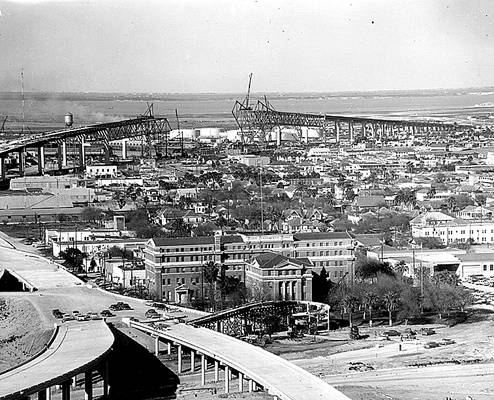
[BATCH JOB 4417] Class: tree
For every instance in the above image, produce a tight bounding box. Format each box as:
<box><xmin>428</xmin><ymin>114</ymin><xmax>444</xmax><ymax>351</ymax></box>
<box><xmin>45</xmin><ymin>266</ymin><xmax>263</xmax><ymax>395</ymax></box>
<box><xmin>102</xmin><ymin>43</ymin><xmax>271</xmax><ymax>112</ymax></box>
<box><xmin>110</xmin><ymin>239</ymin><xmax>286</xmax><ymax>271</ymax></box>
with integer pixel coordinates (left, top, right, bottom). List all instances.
<box><xmin>392</xmin><ymin>260</ymin><xmax>408</xmax><ymax>278</ymax></box>
<box><xmin>248</xmin><ymin>281</ymin><xmax>273</xmax><ymax>303</ymax></box>
<box><xmin>203</xmin><ymin>261</ymin><xmax>219</xmax><ymax>310</ymax></box>
<box><xmin>342</xmin><ymin>294</ymin><xmax>360</xmax><ymax>327</ymax></box>
<box><xmin>355</xmin><ymin>259</ymin><xmax>395</xmax><ymax>282</ymax></box>
<box><xmin>383</xmin><ymin>291</ymin><xmax>400</xmax><ymax>326</ymax></box>
<box><xmin>431</xmin><ymin>270</ymin><xmax>459</xmax><ymax>286</ymax></box>
<box><xmin>60</xmin><ymin>248</ymin><xmax>86</xmax><ymax>273</ymax></box>
<box><xmin>414</xmin><ymin>237</ymin><xmax>444</xmax><ymax>249</ymax></box>
<box><xmin>362</xmin><ymin>291</ymin><xmax>379</xmax><ymax>327</ymax></box>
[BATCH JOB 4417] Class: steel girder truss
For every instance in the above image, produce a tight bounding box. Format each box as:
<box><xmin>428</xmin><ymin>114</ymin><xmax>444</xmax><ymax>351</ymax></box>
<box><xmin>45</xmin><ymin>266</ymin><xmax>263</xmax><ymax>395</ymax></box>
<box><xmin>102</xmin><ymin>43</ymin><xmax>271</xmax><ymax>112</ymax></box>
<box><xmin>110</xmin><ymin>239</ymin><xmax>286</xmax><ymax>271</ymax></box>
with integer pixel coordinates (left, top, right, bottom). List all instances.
<box><xmin>232</xmin><ymin>98</ymin><xmax>472</xmax><ymax>145</ymax></box>
<box><xmin>0</xmin><ymin>116</ymin><xmax>172</xmax><ymax>158</ymax></box>
<box><xmin>191</xmin><ymin>301</ymin><xmax>305</xmax><ymax>337</ymax></box>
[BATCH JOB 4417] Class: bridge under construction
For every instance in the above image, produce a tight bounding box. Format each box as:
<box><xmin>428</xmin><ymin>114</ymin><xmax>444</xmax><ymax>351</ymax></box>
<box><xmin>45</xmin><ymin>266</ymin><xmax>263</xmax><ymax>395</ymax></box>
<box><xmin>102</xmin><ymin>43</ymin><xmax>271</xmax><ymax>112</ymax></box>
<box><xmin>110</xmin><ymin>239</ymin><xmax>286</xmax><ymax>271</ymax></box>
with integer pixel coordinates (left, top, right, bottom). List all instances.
<box><xmin>232</xmin><ymin>97</ymin><xmax>474</xmax><ymax>145</ymax></box>
<box><xmin>0</xmin><ymin>113</ymin><xmax>173</xmax><ymax>179</ymax></box>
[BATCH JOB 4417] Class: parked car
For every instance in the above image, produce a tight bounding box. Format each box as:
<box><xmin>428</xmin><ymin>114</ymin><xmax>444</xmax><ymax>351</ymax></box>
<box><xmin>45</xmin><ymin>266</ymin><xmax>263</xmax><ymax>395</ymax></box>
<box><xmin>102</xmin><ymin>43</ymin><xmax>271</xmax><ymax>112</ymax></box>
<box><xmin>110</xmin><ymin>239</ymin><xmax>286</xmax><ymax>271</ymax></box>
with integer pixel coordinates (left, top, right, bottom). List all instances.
<box><xmin>382</xmin><ymin>330</ymin><xmax>400</xmax><ymax>337</ymax></box>
<box><xmin>100</xmin><ymin>310</ymin><xmax>115</xmax><ymax>318</ymax></box>
<box><xmin>62</xmin><ymin>313</ymin><xmax>75</xmax><ymax>322</ymax></box>
<box><xmin>424</xmin><ymin>341</ymin><xmax>440</xmax><ymax>349</ymax></box>
<box><xmin>145</xmin><ymin>309</ymin><xmax>160</xmax><ymax>319</ymax></box>
<box><xmin>420</xmin><ymin>328</ymin><xmax>436</xmax><ymax>336</ymax></box>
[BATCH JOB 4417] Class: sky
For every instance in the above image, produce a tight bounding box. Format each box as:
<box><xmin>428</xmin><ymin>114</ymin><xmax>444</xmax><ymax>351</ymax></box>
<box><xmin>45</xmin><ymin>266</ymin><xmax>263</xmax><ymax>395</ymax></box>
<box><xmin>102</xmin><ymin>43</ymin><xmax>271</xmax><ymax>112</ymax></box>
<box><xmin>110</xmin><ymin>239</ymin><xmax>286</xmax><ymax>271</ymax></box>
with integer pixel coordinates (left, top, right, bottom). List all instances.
<box><xmin>0</xmin><ymin>0</ymin><xmax>493</xmax><ymax>93</ymax></box>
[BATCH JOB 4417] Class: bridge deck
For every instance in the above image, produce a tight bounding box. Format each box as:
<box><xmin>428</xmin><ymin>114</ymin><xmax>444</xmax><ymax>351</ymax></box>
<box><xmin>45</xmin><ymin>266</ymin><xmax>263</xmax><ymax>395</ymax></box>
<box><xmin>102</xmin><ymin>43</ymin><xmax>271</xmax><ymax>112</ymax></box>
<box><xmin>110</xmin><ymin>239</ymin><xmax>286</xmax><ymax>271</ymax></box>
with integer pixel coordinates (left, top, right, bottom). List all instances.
<box><xmin>132</xmin><ymin>321</ymin><xmax>350</xmax><ymax>400</ymax></box>
<box><xmin>0</xmin><ymin>320</ymin><xmax>114</xmax><ymax>400</ymax></box>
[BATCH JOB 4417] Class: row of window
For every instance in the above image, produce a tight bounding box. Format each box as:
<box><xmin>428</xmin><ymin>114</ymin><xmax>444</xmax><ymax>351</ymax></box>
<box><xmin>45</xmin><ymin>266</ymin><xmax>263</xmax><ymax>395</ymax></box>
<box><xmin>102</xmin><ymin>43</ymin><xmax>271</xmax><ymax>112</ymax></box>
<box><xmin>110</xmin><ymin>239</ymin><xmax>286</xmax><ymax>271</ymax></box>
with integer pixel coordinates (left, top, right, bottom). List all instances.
<box><xmin>483</xmin><ymin>265</ymin><xmax>494</xmax><ymax>271</ymax></box>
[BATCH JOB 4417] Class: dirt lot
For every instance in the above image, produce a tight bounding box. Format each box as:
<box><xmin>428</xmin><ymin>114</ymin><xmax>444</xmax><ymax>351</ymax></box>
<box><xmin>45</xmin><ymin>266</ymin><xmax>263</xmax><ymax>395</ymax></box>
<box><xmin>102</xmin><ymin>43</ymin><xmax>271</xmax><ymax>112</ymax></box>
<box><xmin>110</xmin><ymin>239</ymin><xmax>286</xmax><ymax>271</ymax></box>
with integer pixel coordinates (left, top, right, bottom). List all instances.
<box><xmin>0</xmin><ymin>296</ymin><xmax>54</xmax><ymax>372</ymax></box>
<box><xmin>269</xmin><ymin>311</ymin><xmax>494</xmax><ymax>400</ymax></box>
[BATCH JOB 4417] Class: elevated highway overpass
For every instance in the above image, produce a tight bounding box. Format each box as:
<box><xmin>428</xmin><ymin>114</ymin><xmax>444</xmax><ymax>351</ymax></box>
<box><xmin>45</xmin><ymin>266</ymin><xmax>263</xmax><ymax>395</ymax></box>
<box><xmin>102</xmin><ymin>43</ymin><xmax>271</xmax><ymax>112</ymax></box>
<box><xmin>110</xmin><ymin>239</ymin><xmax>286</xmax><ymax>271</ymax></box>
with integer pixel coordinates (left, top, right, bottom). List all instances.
<box><xmin>0</xmin><ymin>321</ymin><xmax>113</xmax><ymax>400</ymax></box>
<box><xmin>0</xmin><ymin>115</ymin><xmax>171</xmax><ymax>178</ymax></box>
<box><xmin>233</xmin><ymin>98</ymin><xmax>474</xmax><ymax>144</ymax></box>
<box><xmin>127</xmin><ymin>319</ymin><xmax>351</xmax><ymax>400</ymax></box>
<box><xmin>0</xmin><ymin>238</ymin><xmax>351</xmax><ymax>399</ymax></box>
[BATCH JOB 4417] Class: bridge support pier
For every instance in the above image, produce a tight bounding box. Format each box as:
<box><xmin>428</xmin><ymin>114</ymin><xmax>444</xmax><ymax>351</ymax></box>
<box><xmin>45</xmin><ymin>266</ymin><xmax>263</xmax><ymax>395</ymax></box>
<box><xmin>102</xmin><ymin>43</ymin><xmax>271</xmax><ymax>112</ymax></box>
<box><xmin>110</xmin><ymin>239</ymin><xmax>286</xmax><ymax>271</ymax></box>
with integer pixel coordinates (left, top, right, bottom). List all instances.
<box><xmin>18</xmin><ymin>149</ymin><xmax>25</xmax><ymax>176</ymax></box>
<box><xmin>61</xmin><ymin>380</ymin><xmax>71</xmax><ymax>400</ymax></box>
<box><xmin>154</xmin><ymin>335</ymin><xmax>160</xmax><ymax>356</ymax></box>
<box><xmin>201</xmin><ymin>354</ymin><xmax>206</xmax><ymax>385</ymax></box>
<box><xmin>102</xmin><ymin>360</ymin><xmax>109</xmax><ymax>398</ymax></box>
<box><xmin>38</xmin><ymin>387</ymin><xmax>51</xmax><ymax>400</ymax></box>
<box><xmin>79</xmin><ymin>137</ymin><xmax>86</xmax><ymax>168</ymax></box>
<box><xmin>122</xmin><ymin>139</ymin><xmax>128</xmax><ymax>160</ymax></box>
<box><xmin>84</xmin><ymin>371</ymin><xmax>93</xmax><ymax>400</ymax></box>
<box><xmin>0</xmin><ymin>157</ymin><xmax>5</xmax><ymax>180</ymax></box>
<box><xmin>224</xmin><ymin>366</ymin><xmax>230</xmax><ymax>394</ymax></box>
<box><xmin>167</xmin><ymin>341</ymin><xmax>171</xmax><ymax>355</ymax></box>
<box><xmin>238</xmin><ymin>372</ymin><xmax>244</xmax><ymax>392</ymax></box>
<box><xmin>190</xmin><ymin>350</ymin><xmax>195</xmax><ymax>372</ymax></box>
<box><xmin>248</xmin><ymin>379</ymin><xmax>254</xmax><ymax>392</ymax></box>
<box><xmin>349</xmin><ymin>122</ymin><xmax>354</xmax><ymax>143</ymax></box>
<box><xmin>177</xmin><ymin>344</ymin><xmax>182</xmax><ymax>373</ymax></box>
<box><xmin>58</xmin><ymin>141</ymin><xmax>67</xmax><ymax>170</ymax></box>
<box><xmin>334</xmin><ymin>121</ymin><xmax>340</xmax><ymax>143</ymax></box>
<box><xmin>214</xmin><ymin>360</ymin><xmax>219</xmax><ymax>381</ymax></box>
<box><xmin>37</xmin><ymin>146</ymin><xmax>45</xmax><ymax>175</ymax></box>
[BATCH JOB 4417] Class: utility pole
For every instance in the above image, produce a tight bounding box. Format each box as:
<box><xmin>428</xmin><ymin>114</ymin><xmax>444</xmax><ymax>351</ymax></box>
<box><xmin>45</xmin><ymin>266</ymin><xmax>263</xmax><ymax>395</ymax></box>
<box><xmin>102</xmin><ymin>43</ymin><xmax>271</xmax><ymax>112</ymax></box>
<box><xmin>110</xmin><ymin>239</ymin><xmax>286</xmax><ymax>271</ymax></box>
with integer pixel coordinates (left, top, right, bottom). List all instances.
<box><xmin>175</xmin><ymin>109</ymin><xmax>183</xmax><ymax>157</ymax></box>
<box><xmin>21</xmin><ymin>67</ymin><xmax>25</xmax><ymax>134</ymax></box>
<box><xmin>259</xmin><ymin>163</ymin><xmax>264</xmax><ymax>234</ymax></box>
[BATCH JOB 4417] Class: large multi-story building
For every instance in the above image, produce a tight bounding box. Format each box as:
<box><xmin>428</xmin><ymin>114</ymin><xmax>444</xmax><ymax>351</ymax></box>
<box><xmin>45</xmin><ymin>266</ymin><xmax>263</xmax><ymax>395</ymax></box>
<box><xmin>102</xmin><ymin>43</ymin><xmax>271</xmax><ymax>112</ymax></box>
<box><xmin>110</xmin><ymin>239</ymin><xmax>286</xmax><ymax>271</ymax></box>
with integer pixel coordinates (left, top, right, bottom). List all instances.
<box><xmin>143</xmin><ymin>231</ymin><xmax>354</xmax><ymax>303</ymax></box>
<box><xmin>411</xmin><ymin>211</ymin><xmax>494</xmax><ymax>245</ymax></box>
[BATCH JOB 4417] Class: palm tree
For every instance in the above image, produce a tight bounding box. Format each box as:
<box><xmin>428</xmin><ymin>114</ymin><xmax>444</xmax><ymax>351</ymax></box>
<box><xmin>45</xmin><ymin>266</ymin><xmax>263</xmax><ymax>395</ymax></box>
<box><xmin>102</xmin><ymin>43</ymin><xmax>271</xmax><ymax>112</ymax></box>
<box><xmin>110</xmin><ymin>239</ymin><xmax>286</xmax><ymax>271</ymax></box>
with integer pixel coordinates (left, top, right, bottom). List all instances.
<box><xmin>363</xmin><ymin>291</ymin><xmax>379</xmax><ymax>327</ymax></box>
<box><xmin>203</xmin><ymin>261</ymin><xmax>219</xmax><ymax>310</ymax></box>
<box><xmin>342</xmin><ymin>294</ymin><xmax>360</xmax><ymax>327</ymax></box>
<box><xmin>383</xmin><ymin>291</ymin><xmax>400</xmax><ymax>326</ymax></box>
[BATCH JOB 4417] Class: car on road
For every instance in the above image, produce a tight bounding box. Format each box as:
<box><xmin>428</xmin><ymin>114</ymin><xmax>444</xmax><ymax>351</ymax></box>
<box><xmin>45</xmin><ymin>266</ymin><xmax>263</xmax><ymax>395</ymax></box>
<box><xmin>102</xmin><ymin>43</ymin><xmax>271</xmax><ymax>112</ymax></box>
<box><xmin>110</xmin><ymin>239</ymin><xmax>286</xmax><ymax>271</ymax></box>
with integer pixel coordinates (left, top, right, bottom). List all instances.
<box><xmin>100</xmin><ymin>310</ymin><xmax>115</xmax><ymax>318</ymax></box>
<box><xmin>62</xmin><ymin>313</ymin><xmax>75</xmax><ymax>322</ymax></box>
<box><xmin>145</xmin><ymin>309</ymin><xmax>160</xmax><ymax>319</ymax></box>
<box><xmin>382</xmin><ymin>329</ymin><xmax>400</xmax><ymax>337</ymax></box>
<box><xmin>424</xmin><ymin>341</ymin><xmax>440</xmax><ymax>349</ymax></box>
<box><xmin>109</xmin><ymin>302</ymin><xmax>133</xmax><ymax>311</ymax></box>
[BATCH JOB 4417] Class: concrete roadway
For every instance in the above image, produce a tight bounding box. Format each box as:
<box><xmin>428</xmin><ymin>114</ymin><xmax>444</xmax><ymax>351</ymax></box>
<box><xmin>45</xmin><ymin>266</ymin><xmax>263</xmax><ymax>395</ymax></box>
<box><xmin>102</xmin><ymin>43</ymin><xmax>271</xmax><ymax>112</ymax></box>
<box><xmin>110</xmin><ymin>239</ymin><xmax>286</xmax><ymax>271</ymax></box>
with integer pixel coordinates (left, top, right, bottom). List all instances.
<box><xmin>0</xmin><ymin>321</ymin><xmax>113</xmax><ymax>400</ymax></box>
<box><xmin>133</xmin><ymin>321</ymin><xmax>351</xmax><ymax>400</ymax></box>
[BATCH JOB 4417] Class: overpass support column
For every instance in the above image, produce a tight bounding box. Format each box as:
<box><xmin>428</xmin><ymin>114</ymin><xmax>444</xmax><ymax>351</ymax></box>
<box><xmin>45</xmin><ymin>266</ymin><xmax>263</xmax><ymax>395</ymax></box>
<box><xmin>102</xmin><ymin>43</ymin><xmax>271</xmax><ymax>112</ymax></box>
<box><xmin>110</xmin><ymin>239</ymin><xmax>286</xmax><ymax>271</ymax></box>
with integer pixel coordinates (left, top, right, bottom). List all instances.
<box><xmin>38</xmin><ymin>387</ymin><xmax>51</xmax><ymax>400</ymax></box>
<box><xmin>154</xmin><ymin>336</ymin><xmax>160</xmax><ymax>356</ymax></box>
<box><xmin>248</xmin><ymin>379</ymin><xmax>254</xmax><ymax>392</ymax></box>
<box><xmin>84</xmin><ymin>371</ymin><xmax>93</xmax><ymax>400</ymax></box>
<box><xmin>167</xmin><ymin>341</ymin><xmax>172</xmax><ymax>355</ymax></box>
<box><xmin>201</xmin><ymin>354</ymin><xmax>206</xmax><ymax>385</ymax></box>
<box><xmin>177</xmin><ymin>344</ymin><xmax>183</xmax><ymax>373</ymax></box>
<box><xmin>190</xmin><ymin>350</ymin><xmax>195</xmax><ymax>372</ymax></box>
<box><xmin>61</xmin><ymin>380</ymin><xmax>71</xmax><ymax>400</ymax></box>
<box><xmin>349</xmin><ymin>122</ymin><xmax>354</xmax><ymax>143</ymax></box>
<box><xmin>238</xmin><ymin>372</ymin><xmax>244</xmax><ymax>392</ymax></box>
<box><xmin>334</xmin><ymin>121</ymin><xmax>340</xmax><ymax>143</ymax></box>
<box><xmin>0</xmin><ymin>157</ymin><xmax>5</xmax><ymax>180</ymax></box>
<box><xmin>224</xmin><ymin>366</ymin><xmax>230</xmax><ymax>394</ymax></box>
<box><xmin>276</xmin><ymin>128</ymin><xmax>281</xmax><ymax>146</ymax></box>
<box><xmin>214</xmin><ymin>360</ymin><xmax>219</xmax><ymax>381</ymax></box>
<box><xmin>58</xmin><ymin>141</ymin><xmax>67</xmax><ymax>170</ymax></box>
<box><xmin>79</xmin><ymin>137</ymin><xmax>86</xmax><ymax>168</ymax></box>
<box><xmin>18</xmin><ymin>149</ymin><xmax>25</xmax><ymax>176</ymax></box>
<box><xmin>122</xmin><ymin>139</ymin><xmax>128</xmax><ymax>160</ymax></box>
<box><xmin>361</xmin><ymin>122</ymin><xmax>366</xmax><ymax>137</ymax></box>
<box><xmin>102</xmin><ymin>360</ymin><xmax>110</xmax><ymax>398</ymax></box>
<box><xmin>37</xmin><ymin>146</ymin><xmax>45</xmax><ymax>175</ymax></box>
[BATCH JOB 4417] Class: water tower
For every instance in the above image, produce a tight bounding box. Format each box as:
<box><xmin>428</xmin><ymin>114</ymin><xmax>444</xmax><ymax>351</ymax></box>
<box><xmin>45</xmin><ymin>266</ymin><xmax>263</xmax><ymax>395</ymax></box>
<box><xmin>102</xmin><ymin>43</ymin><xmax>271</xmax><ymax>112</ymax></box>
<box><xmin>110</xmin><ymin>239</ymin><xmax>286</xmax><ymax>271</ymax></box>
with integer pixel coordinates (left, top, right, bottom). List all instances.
<box><xmin>64</xmin><ymin>112</ymin><xmax>73</xmax><ymax>127</ymax></box>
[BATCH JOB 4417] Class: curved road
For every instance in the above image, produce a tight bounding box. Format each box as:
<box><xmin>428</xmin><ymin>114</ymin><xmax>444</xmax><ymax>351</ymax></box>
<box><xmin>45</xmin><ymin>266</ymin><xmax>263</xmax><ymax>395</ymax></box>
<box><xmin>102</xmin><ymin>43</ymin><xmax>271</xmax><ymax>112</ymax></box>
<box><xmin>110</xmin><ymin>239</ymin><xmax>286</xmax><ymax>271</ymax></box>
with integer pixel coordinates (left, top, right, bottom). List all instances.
<box><xmin>131</xmin><ymin>321</ymin><xmax>350</xmax><ymax>400</ymax></box>
<box><xmin>0</xmin><ymin>321</ymin><xmax>113</xmax><ymax>400</ymax></box>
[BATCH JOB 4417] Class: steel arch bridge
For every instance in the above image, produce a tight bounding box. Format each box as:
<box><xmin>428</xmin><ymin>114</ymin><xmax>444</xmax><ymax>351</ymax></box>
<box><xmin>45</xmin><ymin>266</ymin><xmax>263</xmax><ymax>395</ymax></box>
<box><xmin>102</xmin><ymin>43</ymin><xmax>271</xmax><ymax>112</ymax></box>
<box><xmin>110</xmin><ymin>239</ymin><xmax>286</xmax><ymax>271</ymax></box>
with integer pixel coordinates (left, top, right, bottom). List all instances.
<box><xmin>189</xmin><ymin>300</ymin><xmax>329</xmax><ymax>337</ymax></box>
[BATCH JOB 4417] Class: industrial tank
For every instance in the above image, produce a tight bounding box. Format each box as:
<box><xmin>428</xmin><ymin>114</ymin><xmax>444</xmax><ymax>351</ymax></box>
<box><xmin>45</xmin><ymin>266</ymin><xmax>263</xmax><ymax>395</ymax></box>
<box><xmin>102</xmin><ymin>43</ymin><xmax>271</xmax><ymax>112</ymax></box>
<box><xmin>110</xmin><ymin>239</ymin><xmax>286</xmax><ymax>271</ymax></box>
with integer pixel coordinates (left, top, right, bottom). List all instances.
<box><xmin>64</xmin><ymin>112</ymin><xmax>73</xmax><ymax>127</ymax></box>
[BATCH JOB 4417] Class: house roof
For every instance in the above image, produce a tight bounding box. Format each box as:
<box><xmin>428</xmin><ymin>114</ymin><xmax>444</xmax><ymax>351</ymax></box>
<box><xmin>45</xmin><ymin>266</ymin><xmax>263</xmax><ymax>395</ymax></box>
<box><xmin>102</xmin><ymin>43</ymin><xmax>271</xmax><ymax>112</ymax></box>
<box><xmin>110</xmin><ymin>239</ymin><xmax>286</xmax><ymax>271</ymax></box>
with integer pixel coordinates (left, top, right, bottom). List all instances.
<box><xmin>293</xmin><ymin>231</ymin><xmax>352</xmax><ymax>241</ymax></box>
<box><xmin>456</xmin><ymin>253</ymin><xmax>494</xmax><ymax>262</ymax></box>
<box><xmin>254</xmin><ymin>252</ymin><xmax>312</xmax><ymax>269</ymax></box>
<box><xmin>354</xmin><ymin>195</ymin><xmax>386</xmax><ymax>208</ymax></box>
